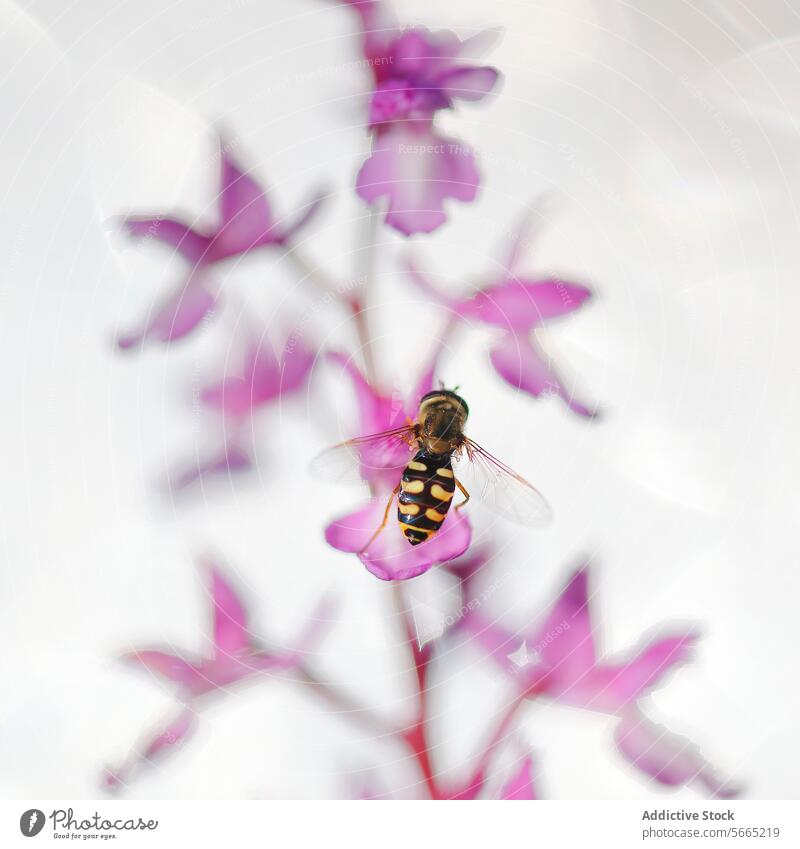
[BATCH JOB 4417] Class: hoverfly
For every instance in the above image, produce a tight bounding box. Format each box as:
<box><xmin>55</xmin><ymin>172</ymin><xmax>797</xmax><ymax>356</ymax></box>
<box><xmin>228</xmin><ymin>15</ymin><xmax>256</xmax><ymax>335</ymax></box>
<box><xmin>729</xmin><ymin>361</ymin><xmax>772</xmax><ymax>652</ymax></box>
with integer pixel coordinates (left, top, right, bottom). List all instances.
<box><xmin>312</xmin><ymin>388</ymin><xmax>551</xmax><ymax>552</ymax></box>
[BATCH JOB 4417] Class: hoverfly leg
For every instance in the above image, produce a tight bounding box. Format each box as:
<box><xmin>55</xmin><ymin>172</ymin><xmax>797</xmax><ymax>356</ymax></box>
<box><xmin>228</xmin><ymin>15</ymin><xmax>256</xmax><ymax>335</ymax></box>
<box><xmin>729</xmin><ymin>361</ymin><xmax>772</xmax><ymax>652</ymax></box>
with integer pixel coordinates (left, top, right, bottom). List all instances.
<box><xmin>454</xmin><ymin>478</ymin><xmax>471</xmax><ymax>513</ymax></box>
<box><xmin>359</xmin><ymin>483</ymin><xmax>401</xmax><ymax>555</ymax></box>
<box><xmin>401</xmin><ymin>419</ymin><xmax>419</xmax><ymax>447</ymax></box>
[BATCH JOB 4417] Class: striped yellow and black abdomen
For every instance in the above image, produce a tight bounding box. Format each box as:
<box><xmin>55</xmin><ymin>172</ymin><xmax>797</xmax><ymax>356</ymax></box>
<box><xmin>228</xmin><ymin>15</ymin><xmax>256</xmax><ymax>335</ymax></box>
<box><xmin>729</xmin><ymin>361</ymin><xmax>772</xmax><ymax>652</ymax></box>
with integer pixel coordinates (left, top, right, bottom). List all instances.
<box><xmin>397</xmin><ymin>450</ymin><xmax>456</xmax><ymax>545</ymax></box>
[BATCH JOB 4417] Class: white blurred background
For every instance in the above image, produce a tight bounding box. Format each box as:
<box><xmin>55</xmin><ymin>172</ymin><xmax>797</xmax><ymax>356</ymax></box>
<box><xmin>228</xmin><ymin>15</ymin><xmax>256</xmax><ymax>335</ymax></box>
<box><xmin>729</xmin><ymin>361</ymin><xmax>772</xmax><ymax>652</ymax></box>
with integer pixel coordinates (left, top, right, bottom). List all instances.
<box><xmin>1</xmin><ymin>0</ymin><xmax>799</xmax><ymax>798</ymax></box>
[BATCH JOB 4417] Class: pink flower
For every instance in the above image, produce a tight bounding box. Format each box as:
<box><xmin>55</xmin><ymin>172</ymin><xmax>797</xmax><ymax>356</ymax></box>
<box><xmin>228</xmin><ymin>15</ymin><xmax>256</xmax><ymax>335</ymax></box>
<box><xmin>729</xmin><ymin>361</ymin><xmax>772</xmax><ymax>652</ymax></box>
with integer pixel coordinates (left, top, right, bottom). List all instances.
<box><xmin>339</xmin><ymin>3</ymin><xmax>499</xmax><ymax>128</ymax></box>
<box><xmin>123</xmin><ymin>562</ymin><xmax>325</xmax><ymax>697</ymax></box>
<box><xmin>615</xmin><ymin>709</ymin><xmax>740</xmax><ymax>799</ymax></box>
<box><xmin>103</xmin><ymin>560</ymin><xmax>331</xmax><ymax>791</ymax></box>
<box><xmin>101</xmin><ymin>707</ymin><xmax>197</xmax><ymax>794</ymax></box>
<box><xmin>321</xmin><ymin>352</ymin><xmax>472</xmax><ymax>581</ymax></box>
<box><xmin>117</xmin><ymin>137</ymin><xmax>324</xmax><ymax>348</ymax></box>
<box><xmin>336</xmin><ymin>1</ymin><xmax>500</xmax><ymax>235</ymax></box>
<box><xmin>167</xmin><ymin>324</ymin><xmax>315</xmax><ymax>491</ymax></box>
<box><xmin>326</xmin><ymin>498</ymin><xmax>472</xmax><ymax>582</ymax></box>
<box><xmin>462</xmin><ymin>566</ymin><xmax>738</xmax><ymax>796</ymax></box>
<box><xmin>116</xmin><ymin>270</ymin><xmax>219</xmax><ymax>350</ymax></box>
<box><xmin>356</xmin><ymin>123</ymin><xmax>480</xmax><ymax>237</ymax></box>
<box><xmin>406</xmin><ymin>206</ymin><xmax>597</xmax><ymax>416</ymax></box>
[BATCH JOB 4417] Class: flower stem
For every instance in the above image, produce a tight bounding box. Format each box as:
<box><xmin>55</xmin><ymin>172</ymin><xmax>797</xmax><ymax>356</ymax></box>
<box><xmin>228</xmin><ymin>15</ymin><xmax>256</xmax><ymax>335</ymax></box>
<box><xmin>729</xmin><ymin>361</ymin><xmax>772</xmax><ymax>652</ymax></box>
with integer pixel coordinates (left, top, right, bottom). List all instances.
<box><xmin>456</xmin><ymin>693</ymin><xmax>529</xmax><ymax>799</ymax></box>
<box><xmin>351</xmin><ymin>209</ymin><xmax>381</xmax><ymax>387</ymax></box>
<box><xmin>291</xmin><ymin>664</ymin><xmax>397</xmax><ymax>741</ymax></box>
<box><xmin>392</xmin><ymin>582</ymin><xmax>441</xmax><ymax>799</ymax></box>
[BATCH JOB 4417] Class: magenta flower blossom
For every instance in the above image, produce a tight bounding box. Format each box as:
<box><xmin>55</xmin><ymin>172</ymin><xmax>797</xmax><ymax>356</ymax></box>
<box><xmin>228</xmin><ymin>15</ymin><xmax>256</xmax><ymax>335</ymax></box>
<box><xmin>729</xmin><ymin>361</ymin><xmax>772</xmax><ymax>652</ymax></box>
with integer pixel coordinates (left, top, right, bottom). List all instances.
<box><xmin>167</xmin><ymin>325</ymin><xmax>315</xmax><ymax>491</ymax></box>
<box><xmin>615</xmin><ymin>709</ymin><xmax>740</xmax><ymax>798</ymax></box>
<box><xmin>356</xmin><ymin>123</ymin><xmax>481</xmax><ymax>237</ymax></box>
<box><xmin>103</xmin><ymin>560</ymin><xmax>330</xmax><ymax>791</ymax></box>
<box><xmin>116</xmin><ymin>270</ymin><xmax>220</xmax><ymax>350</ymax></box>
<box><xmin>322</xmin><ymin>352</ymin><xmax>472</xmax><ymax>581</ymax></box>
<box><xmin>117</xmin><ymin>137</ymin><xmax>324</xmax><ymax>348</ymax></box>
<box><xmin>462</xmin><ymin>566</ymin><xmax>738</xmax><ymax>797</ymax></box>
<box><xmin>337</xmin><ymin>0</ymin><xmax>500</xmax><ymax>235</ymax></box>
<box><xmin>123</xmin><ymin>563</ymin><xmax>325</xmax><ymax>696</ymax></box>
<box><xmin>406</xmin><ymin>209</ymin><xmax>597</xmax><ymax>416</ymax></box>
<box><xmin>102</xmin><ymin>707</ymin><xmax>197</xmax><ymax>793</ymax></box>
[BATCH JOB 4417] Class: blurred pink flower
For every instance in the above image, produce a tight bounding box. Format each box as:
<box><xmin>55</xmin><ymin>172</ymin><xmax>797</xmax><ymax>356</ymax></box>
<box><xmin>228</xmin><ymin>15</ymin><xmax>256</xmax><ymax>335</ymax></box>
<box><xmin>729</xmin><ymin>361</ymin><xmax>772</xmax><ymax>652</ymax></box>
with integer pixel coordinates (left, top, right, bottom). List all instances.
<box><xmin>116</xmin><ymin>270</ymin><xmax>219</xmax><ymax>350</ymax></box>
<box><xmin>123</xmin><ymin>563</ymin><xmax>325</xmax><ymax>697</ymax></box>
<box><xmin>356</xmin><ymin>123</ymin><xmax>480</xmax><ymax>237</ymax></box>
<box><xmin>322</xmin><ymin>352</ymin><xmax>472</xmax><ymax>581</ymax></box>
<box><xmin>462</xmin><ymin>566</ymin><xmax>738</xmax><ymax>797</ymax></box>
<box><xmin>103</xmin><ymin>560</ymin><xmax>331</xmax><ymax>791</ymax></box>
<box><xmin>406</xmin><ymin>206</ymin><xmax>597</xmax><ymax>416</ymax></box>
<box><xmin>167</xmin><ymin>325</ymin><xmax>315</xmax><ymax>491</ymax></box>
<box><xmin>615</xmin><ymin>709</ymin><xmax>740</xmax><ymax>799</ymax></box>
<box><xmin>102</xmin><ymin>707</ymin><xmax>197</xmax><ymax>794</ymax></box>
<box><xmin>117</xmin><ymin>137</ymin><xmax>324</xmax><ymax>348</ymax></box>
<box><xmin>123</xmin><ymin>137</ymin><xmax>324</xmax><ymax>266</ymax></box>
<box><xmin>337</xmin><ymin>0</ymin><xmax>500</xmax><ymax>235</ymax></box>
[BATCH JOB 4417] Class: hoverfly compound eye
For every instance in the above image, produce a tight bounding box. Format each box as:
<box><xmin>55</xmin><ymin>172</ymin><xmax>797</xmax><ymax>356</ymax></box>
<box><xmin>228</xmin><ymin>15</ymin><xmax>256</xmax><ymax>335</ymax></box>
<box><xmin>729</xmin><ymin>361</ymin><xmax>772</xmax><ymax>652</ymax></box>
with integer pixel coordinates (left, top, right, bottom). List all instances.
<box><xmin>419</xmin><ymin>389</ymin><xmax>469</xmax><ymax>418</ymax></box>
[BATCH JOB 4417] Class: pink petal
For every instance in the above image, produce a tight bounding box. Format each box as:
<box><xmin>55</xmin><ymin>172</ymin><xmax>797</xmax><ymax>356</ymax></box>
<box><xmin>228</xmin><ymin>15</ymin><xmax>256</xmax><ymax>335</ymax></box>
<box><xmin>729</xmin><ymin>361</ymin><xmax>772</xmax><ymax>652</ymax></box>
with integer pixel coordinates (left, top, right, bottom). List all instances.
<box><xmin>276</xmin><ymin>334</ymin><xmax>316</xmax><ymax>395</ymax></box>
<box><xmin>473</xmin><ymin>278</ymin><xmax>592</xmax><ymax>330</ymax></box>
<box><xmin>356</xmin><ymin>123</ymin><xmax>479</xmax><ymax>236</ymax></box>
<box><xmin>209</xmin><ymin>565</ymin><xmax>251</xmax><ymax>656</ymax></box>
<box><xmin>369</xmin><ymin>80</ymin><xmax>420</xmax><ymax>126</ymax></box>
<box><xmin>325</xmin><ymin>495</ymin><xmax>472</xmax><ymax>581</ymax></box>
<box><xmin>589</xmin><ymin>633</ymin><xmax>697</xmax><ymax>710</ymax></box>
<box><xmin>499</xmin><ymin>754</ymin><xmax>538</xmax><ymax>800</ymax></box>
<box><xmin>122</xmin><ymin>650</ymin><xmax>205</xmax><ymax>690</ymax></box>
<box><xmin>489</xmin><ymin>331</ymin><xmax>595</xmax><ymax>417</ymax></box>
<box><xmin>103</xmin><ymin>707</ymin><xmax>197</xmax><ymax>794</ymax></box>
<box><xmin>166</xmin><ymin>443</ymin><xmax>253</xmax><ymax>492</ymax></box>
<box><xmin>117</xmin><ymin>274</ymin><xmax>218</xmax><ymax>349</ymax></box>
<box><xmin>327</xmin><ymin>351</ymin><xmax>422</xmax><ymax>435</ymax></box>
<box><xmin>200</xmin><ymin>375</ymin><xmax>263</xmax><ymax>419</ymax></box>
<box><xmin>201</xmin><ymin>332</ymin><xmax>280</xmax><ymax>418</ymax></box>
<box><xmin>615</xmin><ymin>710</ymin><xmax>741</xmax><ymax>798</ymax></box>
<box><xmin>216</xmin><ymin>143</ymin><xmax>276</xmax><ymax>251</ymax></box>
<box><xmin>328</xmin><ymin>351</ymin><xmax>386</xmax><ymax>436</ymax></box>
<box><xmin>141</xmin><ymin>707</ymin><xmax>196</xmax><ymax>761</ymax></box>
<box><xmin>533</xmin><ymin>567</ymin><xmax>597</xmax><ymax>679</ymax></box>
<box><xmin>201</xmin><ymin>350</ymin><xmax>278</xmax><ymax>419</ymax></box>
<box><xmin>201</xmin><ymin>332</ymin><xmax>312</xmax><ymax>419</ymax></box>
<box><xmin>438</xmin><ymin>66</ymin><xmax>499</xmax><ymax>102</ymax></box>
<box><xmin>122</xmin><ymin>216</ymin><xmax>213</xmax><ymax>266</ymax></box>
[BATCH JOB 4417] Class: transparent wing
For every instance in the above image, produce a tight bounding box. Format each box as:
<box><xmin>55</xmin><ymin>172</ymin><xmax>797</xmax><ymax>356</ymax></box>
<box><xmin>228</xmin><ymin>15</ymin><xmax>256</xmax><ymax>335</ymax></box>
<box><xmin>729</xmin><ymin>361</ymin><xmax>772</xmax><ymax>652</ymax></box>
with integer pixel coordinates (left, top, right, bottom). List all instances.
<box><xmin>454</xmin><ymin>437</ymin><xmax>552</xmax><ymax>526</ymax></box>
<box><xmin>310</xmin><ymin>426</ymin><xmax>417</xmax><ymax>483</ymax></box>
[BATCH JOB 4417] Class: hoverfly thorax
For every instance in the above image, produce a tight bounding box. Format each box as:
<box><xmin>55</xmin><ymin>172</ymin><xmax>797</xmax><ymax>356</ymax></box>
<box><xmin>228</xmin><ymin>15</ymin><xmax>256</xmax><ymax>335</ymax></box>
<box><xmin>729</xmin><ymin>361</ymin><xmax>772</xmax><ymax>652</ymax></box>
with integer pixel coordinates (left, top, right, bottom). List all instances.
<box><xmin>416</xmin><ymin>389</ymin><xmax>469</xmax><ymax>456</ymax></box>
